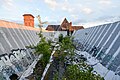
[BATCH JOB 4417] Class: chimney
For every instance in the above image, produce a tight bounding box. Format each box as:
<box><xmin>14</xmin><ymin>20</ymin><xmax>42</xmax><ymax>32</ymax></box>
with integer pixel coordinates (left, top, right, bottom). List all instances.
<box><xmin>70</xmin><ymin>22</ymin><xmax>72</xmax><ymax>26</ymax></box>
<box><xmin>69</xmin><ymin>22</ymin><xmax>72</xmax><ymax>31</ymax></box>
<box><xmin>23</xmin><ymin>14</ymin><xmax>34</xmax><ymax>27</ymax></box>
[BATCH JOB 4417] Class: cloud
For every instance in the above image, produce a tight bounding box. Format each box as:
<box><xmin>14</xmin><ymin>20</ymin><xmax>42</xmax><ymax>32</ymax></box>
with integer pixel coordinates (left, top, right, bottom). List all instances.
<box><xmin>71</xmin><ymin>15</ymin><xmax>78</xmax><ymax>19</ymax></box>
<box><xmin>25</xmin><ymin>0</ymin><xmax>33</xmax><ymax>2</ymax></box>
<box><xmin>82</xmin><ymin>15</ymin><xmax>120</xmax><ymax>28</ymax></box>
<box><xmin>96</xmin><ymin>16</ymin><xmax>120</xmax><ymax>22</ymax></box>
<box><xmin>44</xmin><ymin>0</ymin><xmax>78</xmax><ymax>13</ymax></box>
<box><xmin>1</xmin><ymin>0</ymin><xmax>16</xmax><ymax>11</ymax></box>
<box><xmin>73</xmin><ymin>19</ymin><xmax>87</xmax><ymax>25</ymax></box>
<box><xmin>44</xmin><ymin>16</ymin><xmax>49</xmax><ymax>21</ymax></box>
<box><xmin>99</xmin><ymin>0</ymin><xmax>112</xmax><ymax>5</ymax></box>
<box><xmin>61</xmin><ymin>5</ymin><xmax>74</xmax><ymax>13</ymax></box>
<box><xmin>44</xmin><ymin>0</ymin><xmax>57</xmax><ymax>10</ymax></box>
<box><xmin>81</xmin><ymin>7</ymin><xmax>93</xmax><ymax>14</ymax></box>
<box><xmin>64</xmin><ymin>0</ymin><xmax>68</xmax><ymax>2</ymax></box>
<box><xmin>35</xmin><ymin>8</ymin><xmax>41</xmax><ymax>12</ymax></box>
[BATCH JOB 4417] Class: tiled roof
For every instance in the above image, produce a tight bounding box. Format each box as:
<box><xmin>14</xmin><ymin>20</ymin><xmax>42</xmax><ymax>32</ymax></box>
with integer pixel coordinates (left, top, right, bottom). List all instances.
<box><xmin>60</xmin><ymin>18</ymin><xmax>69</xmax><ymax>29</ymax></box>
<box><xmin>71</xmin><ymin>26</ymin><xmax>84</xmax><ymax>30</ymax></box>
<box><xmin>46</xmin><ymin>25</ymin><xmax>61</xmax><ymax>31</ymax></box>
<box><xmin>45</xmin><ymin>18</ymin><xmax>84</xmax><ymax>31</ymax></box>
<box><xmin>0</xmin><ymin>20</ymin><xmax>39</xmax><ymax>31</ymax></box>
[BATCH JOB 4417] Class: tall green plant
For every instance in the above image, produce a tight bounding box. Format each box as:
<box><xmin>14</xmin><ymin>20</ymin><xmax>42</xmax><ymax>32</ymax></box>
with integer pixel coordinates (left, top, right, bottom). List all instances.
<box><xmin>53</xmin><ymin>34</ymin><xmax>75</xmax><ymax>80</ymax></box>
<box><xmin>57</xmin><ymin>34</ymin><xmax>75</xmax><ymax>61</ymax></box>
<box><xmin>33</xmin><ymin>32</ymin><xmax>52</xmax><ymax>79</ymax></box>
<box><xmin>53</xmin><ymin>34</ymin><xmax>104</xmax><ymax>80</ymax></box>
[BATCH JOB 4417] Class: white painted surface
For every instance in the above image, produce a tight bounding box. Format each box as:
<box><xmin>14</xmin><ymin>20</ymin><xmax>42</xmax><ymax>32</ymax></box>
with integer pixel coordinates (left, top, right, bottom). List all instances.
<box><xmin>76</xmin><ymin>51</ymin><xmax>120</xmax><ymax>80</ymax></box>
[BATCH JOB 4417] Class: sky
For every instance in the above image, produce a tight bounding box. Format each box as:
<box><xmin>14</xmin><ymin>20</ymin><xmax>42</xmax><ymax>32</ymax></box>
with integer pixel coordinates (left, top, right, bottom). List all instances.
<box><xmin>0</xmin><ymin>0</ymin><xmax>120</xmax><ymax>28</ymax></box>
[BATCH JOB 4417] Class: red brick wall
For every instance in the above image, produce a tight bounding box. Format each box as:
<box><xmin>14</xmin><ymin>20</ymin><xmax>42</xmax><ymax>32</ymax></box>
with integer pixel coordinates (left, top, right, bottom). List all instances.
<box><xmin>23</xmin><ymin>14</ymin><xmax>34</xmax><ymax>27</ymax></box>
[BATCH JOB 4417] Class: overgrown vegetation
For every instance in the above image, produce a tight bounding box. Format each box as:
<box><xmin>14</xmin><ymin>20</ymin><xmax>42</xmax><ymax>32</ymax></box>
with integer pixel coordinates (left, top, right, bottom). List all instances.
<box><xmin>61</xmin><ymin>63</ymin><xmax>104</xmax><ymax>80</ymax></box>
<box><xmin>53</xmin><ymin>34</ymin><xmax>104</xmax><ymax>80</ymax></box>
<box><xmin>27</xmin><ymin>32</ymin><xmax>104</xmax><ymax>80</ymax></box>
<box><xmin>26</xmin><ymin>32</ymin><xmax>53</xmax><ymax>80</ymax></box>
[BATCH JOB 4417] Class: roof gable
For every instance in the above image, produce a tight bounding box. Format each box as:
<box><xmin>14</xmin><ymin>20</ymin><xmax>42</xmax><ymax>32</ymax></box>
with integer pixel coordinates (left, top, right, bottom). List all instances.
<box><xmin>60</xmin><ymin>18</ymin><xmax>69</xmax><ymax>28</ymax></box>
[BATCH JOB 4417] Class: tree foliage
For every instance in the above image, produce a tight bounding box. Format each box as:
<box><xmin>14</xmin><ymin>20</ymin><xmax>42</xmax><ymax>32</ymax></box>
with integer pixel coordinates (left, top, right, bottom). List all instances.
<box><xmin>32</xmin><ymin>32</ymin><xmax>104</xmax><ymax>80</ymax></box>
<box><xmin>63</xmin><ymin>64</ymin><xmax>104</xmax><ymax>80</ymax></box>
<box><xmin>53</xmin><ymin>34</ymin><xmax>104</xmax><ymax>80</ymax></box>
<box><xmin>33</xmin><ymin>32</ymin><xmax>52</xmax><ymax>79</ymax></box>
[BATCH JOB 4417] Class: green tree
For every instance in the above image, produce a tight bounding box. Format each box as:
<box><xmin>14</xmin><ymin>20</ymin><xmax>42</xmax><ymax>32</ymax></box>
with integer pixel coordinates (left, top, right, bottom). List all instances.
<box><xmin>53</xmin><ymin>34</ymin><xmax>104</xmax><ymax>80</ymax></box>
<box><xmin>33</xmin><ymin>32</ymin><xmax>52</xmax><ymax>79</ymax></box>
<box><xmin>35</xmin><ymin>32</ymin><xmax>51</xmax><ymax>65</ymax></box>
<box><xmin>53</xmin><ymin>35</ymin><xmax>75</xmax><ymax>80</ymax></box>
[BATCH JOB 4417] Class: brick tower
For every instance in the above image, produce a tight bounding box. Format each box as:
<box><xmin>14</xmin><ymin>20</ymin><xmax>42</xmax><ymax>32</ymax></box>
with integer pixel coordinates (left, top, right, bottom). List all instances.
<box><xmin>23</xmin><ymin>14</ymin><xmax>34</xmax><ymax>27</ymax></box>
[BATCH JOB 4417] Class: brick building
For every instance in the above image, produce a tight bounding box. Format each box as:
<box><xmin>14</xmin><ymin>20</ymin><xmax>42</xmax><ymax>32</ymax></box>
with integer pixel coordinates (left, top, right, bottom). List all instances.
<box><xmin>46</xmin><ymin>18</ymin><xmax>84</xmax><ymax>33</ymax></box>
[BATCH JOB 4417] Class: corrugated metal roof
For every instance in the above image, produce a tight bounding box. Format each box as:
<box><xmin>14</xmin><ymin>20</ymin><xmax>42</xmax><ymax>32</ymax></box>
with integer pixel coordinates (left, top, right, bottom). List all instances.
<box><xmin>0</xmin><ymin>20</ymin><xmax>40</xmax><ymax>54</ymax></box>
